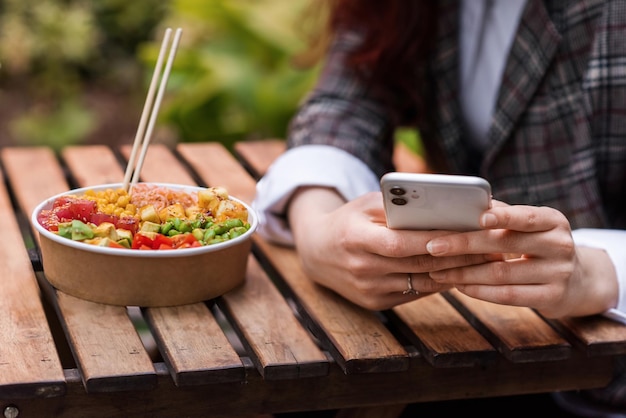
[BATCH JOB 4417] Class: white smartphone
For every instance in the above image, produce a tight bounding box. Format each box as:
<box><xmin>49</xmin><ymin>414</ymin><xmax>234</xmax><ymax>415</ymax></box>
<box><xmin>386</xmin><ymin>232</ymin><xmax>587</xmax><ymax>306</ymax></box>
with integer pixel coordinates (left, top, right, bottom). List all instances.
<box><xmin>380</xmin><ymin>172</ymin><xmax>492</xmax><ymax>231</ymax></box>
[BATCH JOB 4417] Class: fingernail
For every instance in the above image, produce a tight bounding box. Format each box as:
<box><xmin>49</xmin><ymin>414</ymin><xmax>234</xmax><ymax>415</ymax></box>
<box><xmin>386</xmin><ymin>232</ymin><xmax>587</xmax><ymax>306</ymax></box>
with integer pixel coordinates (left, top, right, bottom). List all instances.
<box><xmin>481</xmin><ymin>213</ymin><xmax>497</xmax><ymax>227</ymax></box>
<box><xmin>429</xmin><ymin>271</ymin><xmax>445</xmax><ymax>280</ymax></box>
<box><xmin>426</xmin><ymin>239</ymin><xmax>448</xmax><ymax>255</ymax></box>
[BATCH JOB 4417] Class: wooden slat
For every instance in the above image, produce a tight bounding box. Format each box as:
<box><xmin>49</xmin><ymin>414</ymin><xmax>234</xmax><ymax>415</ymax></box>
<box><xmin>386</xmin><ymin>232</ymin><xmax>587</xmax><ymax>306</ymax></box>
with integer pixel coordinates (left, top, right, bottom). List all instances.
<box><xmin>2</xmin><ymin>147</ymin><xmax>69</xmax><ymax>227</ymax></box>
<box><xmin>233</xmin><ymin>139</ymin><xmax>285</xmax><ymax>179</ymax></box>
<box><xmin>6</xmin><ymin>351</ymin><xmax>614</xmax><ymax>418</ymax></box>
<box><xmin>119</xmin><ymin>144</ymin><xmax>197</xmax><ymax>185</ymax></box>
<box><xmin>0</xmin><ymin>143</ymin><xmax>622</xmax><ymax>416</ymax></box>
<box><xmin>546</xmin><ymin>316</ymin><xmax>626</xmax><ymax>357</ymax></box>
<box><xmin>391</xmin><ymin>294</ymin><xmax>496</xmax><ymax>367</ymax></box>
<box><xmin>253</xmin><ymin>238</ymin><xmax>409</xmax><ymax>374</ymax></box>
<box><xmin>0</xmin><ymin>149</ymin><xmax>66</xmax><ymax>398</ymax></box>
<box><xmin>143</xmin><ymin>303</ymin><xmax>244</xmax><ymax>386</ymax></box>
<box><xmin>177</xmin><ymin>142</ymin><xmax>330</xmax><ymax>378</ymax></box>
<box><xmin>233</xmin><ymin>139</ymin><xmax>428</xmax><ymax>179</ymax></box>
<box><xmin>5</xmin><ymin>146</ymin><xmax>157</xmax><ymax>393</ymax></box>
<box><xmin>228</xmin><ymin>142</ymin><xmax>414</xmax><ymax>373</ymax></box>
<box><xmin>444</xmin><ymin>290</ymin><xmax>571</xmax><ymax>362</ymax></box>
<box><xmin>64</xmin><ymin>145</ymin><xmax>242</xmax><ymax>387</ymax></box>
<box><xmin>178</xmin><ymin>142</ymin><xmax>258</xmax><ymax>204</ymax></box>
<box><xmin>56</xmin><ymin>293</ymin><xmax>156</xmax><ymax>392</ymax></box>
<box><xmin>62</xmin><ymin>144</ymin><xmax>122</xmax><ymax>186</ymax></box>
<box><xmin>219</xmin><ymin>256</ymin><xmax>329</xmax><ymax>379</ymax></box>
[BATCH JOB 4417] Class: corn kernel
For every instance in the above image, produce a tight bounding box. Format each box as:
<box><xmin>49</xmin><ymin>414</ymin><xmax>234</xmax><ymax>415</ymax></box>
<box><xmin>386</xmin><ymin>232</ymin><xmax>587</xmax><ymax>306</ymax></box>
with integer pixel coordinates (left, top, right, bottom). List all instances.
<box><xmin>117</xmin><ymin>195</ymin><xmax>130</xmax><ymax>208</ymax></box>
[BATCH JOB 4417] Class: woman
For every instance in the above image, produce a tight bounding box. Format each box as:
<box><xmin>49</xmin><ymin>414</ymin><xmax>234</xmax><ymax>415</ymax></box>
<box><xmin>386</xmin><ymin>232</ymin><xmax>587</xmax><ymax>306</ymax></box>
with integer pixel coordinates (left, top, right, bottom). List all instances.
<box><xmin>254</xmin><ymin>0</ymin><xmax>626</xmax><ymax>413</ymax></box>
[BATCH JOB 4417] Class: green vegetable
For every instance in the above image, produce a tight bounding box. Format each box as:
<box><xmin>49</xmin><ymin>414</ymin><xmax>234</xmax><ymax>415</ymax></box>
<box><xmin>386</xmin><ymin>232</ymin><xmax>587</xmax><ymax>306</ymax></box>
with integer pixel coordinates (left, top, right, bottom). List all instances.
<box><xmin>58</xmin><ymin>220</ymin><xmax>95</xmax><ymax>241</ymax></box>
<box><xmin>141</xmin><ymin>221</ymin><xmax>161</xmax><ymax>233</ymax></box>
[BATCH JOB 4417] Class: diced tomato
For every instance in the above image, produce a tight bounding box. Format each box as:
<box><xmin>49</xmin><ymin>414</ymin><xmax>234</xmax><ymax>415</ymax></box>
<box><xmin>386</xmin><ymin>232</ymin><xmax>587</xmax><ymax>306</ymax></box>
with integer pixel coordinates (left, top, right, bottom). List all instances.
<box><xmin>37</xmin><ymin>210</ymin><xmax>61</xmax><ymax>231</ymax></box>
<box><xmin>131</xmin><ymin>233</ymin><xmax>175</xmax><ymax>250</ymax></box>
<box><xmin>90</xmin><ymin>213</ymin><xmax>119</xmax><ymax>227</ymax></box>
<box><xmin>153</xmin><ymin>234</ymin><xmax>174</xmax><ymax>250</ymax></box>
<box><xmin>52</xmin><ymin>196</ymin><xmax>74</xmax><ymax>208</ymax></box>
<box><xmin>171</xmin><ymin>233</ymin><xmax>200</xmax><ymax>249</ymax></box>
<box><xmin>68</xmin><ymin>199</ymin><xmax>96</xmax><ymax>222</ymax></box>
<box><xmin>45</xmin><ymin>197</ymin><xmax>97</xmax><ymax>224</ymax></box>
<box><xmin>116</xmin><ymin>217</ymin><xmax>139</xmax><ymax>234</ymax></box>
<box><xmin>132</xmin><ymin>233</ymin><xmax>155</xmax><ymax>250</ymax></box>
<box><xmin>53</xmin><ymin>204</ymin><xmax>74</xmax><ymax>222</ymax></box>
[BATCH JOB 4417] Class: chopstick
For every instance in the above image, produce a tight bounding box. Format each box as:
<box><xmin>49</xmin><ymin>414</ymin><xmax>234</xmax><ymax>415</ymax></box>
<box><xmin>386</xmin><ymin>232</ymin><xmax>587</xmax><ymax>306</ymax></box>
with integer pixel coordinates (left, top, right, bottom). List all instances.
<box><xmin>123</xmin><ymin>27</ymin><xmax>183</xmax><ymax>192</ymax></box>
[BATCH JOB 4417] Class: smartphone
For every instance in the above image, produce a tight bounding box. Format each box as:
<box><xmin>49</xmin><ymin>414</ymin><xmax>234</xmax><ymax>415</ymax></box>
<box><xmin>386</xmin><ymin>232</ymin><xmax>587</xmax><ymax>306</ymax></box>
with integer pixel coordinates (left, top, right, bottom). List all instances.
<box><xmin>380</xmin><ymin>172</ymin><xmax>492</xmax><ymax>231</ymax></box>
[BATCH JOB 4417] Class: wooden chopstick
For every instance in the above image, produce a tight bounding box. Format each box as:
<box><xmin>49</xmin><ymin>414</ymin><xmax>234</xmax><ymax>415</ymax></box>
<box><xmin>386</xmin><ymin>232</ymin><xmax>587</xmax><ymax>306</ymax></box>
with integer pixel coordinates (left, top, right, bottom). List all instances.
<box><xmin>123</xmin><ymin>27</ymin><xmax>183</xmax><ymax>192</ymax></box>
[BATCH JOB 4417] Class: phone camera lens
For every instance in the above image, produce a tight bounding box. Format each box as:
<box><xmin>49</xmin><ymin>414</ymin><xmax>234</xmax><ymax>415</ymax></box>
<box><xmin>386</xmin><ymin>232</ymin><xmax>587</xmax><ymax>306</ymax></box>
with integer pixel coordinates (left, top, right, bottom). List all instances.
<box><xmin>391</xmin><ymin>197</ymin><xmax>408</xmax><ymax>206</ymax></box>
<box><xmin>389</xmin><ymin>187</ymin><xmax>405</xmax><ymax>196</ymax></box>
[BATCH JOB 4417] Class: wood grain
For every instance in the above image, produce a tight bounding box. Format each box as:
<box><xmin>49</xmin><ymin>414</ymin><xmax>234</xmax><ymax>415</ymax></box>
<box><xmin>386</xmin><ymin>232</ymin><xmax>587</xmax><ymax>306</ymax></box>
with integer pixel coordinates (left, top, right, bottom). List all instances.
<box><xmin>181</xmin><ymin>142</ymin><xmax>410</xmax><ymax>374</ymax></box>
<box><xmin>0</xmin><ymin>141</ymin><xmax>623</xmax><ymax>417</ymax></box>
<box><xmin>0</xmin><ymin>148</ymin><xmax>66</xmax><ymax>398</ymax></box>
<box><xmin>5</xmin><ymin>146</ymin><xmax>157</xmax><ymax>393</ymax></box>
<box><xmin>144</xmin><ymin>303</ymin><xmax>244</xmax><ymax>386</ymax></box>
<box><xmin>392</xmin><ymin>294</ymin><xmax>496</xmax><ymax>367</ymax></box>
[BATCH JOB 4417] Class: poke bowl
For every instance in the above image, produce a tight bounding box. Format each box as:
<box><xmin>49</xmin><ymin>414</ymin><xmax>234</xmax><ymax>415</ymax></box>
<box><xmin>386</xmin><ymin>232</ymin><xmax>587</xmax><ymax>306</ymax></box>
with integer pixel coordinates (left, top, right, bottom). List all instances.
<box><xmin>31</xmin><ymin>182</ymin><xmax>257</xmax><ymax>307</ymax></box>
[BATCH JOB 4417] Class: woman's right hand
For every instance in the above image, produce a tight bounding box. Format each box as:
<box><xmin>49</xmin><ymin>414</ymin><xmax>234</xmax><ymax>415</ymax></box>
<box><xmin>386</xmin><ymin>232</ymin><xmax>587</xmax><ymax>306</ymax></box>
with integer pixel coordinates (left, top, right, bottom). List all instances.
<box><xmin>287</xmin><ymin>187</ymin><xmax>491</xmax><ymax>310</ymax></box>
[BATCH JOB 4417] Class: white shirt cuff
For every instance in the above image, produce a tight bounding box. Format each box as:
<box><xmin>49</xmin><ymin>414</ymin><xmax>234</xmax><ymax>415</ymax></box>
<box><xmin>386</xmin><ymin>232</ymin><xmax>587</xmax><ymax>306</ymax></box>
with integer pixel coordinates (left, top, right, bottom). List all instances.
<box><xmin>572</xmin><ymin>228</ymin><xmax>626</xmax><ymax>324</ymax></box>
<box><xmin>252</xmin><ymin>145</ymin><xmax>380</xmax><ymax>246</ymax></box>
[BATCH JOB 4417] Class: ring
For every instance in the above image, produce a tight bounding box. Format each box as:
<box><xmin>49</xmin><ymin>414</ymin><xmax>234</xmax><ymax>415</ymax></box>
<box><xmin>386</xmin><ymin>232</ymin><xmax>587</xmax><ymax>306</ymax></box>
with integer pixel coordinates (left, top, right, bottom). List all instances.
<box><xmin>403</xmin><ymin>273</ymin><xmax>418</xmax><ymax>295</ymax></box>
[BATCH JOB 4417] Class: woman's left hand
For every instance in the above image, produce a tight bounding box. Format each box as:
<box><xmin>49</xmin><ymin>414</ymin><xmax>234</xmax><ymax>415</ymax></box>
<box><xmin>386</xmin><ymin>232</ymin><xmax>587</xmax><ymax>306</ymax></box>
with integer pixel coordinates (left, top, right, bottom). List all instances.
<box><xmin>425</xmin><ymin>200</ymin><xmax>619</xmax><ymax>318</ymax></box>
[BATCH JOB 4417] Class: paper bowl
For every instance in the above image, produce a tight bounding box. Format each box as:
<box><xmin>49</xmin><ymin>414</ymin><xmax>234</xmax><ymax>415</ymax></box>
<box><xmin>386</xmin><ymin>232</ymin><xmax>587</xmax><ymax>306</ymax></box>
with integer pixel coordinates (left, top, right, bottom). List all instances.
<box><xmin>31</xmin><ymin>183</ymin><xmax>257</xmax><ymax>307</ymax></box>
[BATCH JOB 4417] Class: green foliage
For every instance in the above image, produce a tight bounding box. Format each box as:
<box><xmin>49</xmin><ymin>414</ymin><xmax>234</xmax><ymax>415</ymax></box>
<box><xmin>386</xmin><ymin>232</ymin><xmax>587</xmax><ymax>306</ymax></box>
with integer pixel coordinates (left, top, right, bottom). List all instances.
<box><xmin>0</xmin><ymin>0</ymin><xmax>99</xmax><ymax>97</ymax></box>
<box><xmin>11</xmin><ymin>100</ymin><xmax>94</xmax><ymax>151</ymax></box>
<box><xmin>140</xmin><ymin>0</ymin><xmax>319</xmax><ymax>148</ymax></box>
<box><xmin>0</xmin><ymin>0</ymin><xmax>168</xmax><ymax>150</ymax></box>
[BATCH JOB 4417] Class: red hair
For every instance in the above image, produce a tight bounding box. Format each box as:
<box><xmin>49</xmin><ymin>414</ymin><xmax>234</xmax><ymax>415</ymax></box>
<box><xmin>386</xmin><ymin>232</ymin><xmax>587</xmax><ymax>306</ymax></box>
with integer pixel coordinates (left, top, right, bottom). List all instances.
<box><xmin>323</xmin><ymin>1</ymin><xmax>438</xmax><ymax>121</ymax></box>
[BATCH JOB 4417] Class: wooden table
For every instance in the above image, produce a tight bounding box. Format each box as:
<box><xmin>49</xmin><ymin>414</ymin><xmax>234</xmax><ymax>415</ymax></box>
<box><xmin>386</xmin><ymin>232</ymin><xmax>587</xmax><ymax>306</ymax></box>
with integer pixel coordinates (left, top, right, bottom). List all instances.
<box><xmin>1</xmin><ymin>140</ymin><xmax>626</xmax><ymax>418</ymax></box>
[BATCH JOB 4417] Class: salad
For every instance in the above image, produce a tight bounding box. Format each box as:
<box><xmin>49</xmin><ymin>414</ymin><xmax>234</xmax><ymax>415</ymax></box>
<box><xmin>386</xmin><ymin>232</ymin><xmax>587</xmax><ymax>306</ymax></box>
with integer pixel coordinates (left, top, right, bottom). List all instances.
<box><xmin>37</xmin><ymin>184</ymin><xmax>251</xmax><ymax>250</ymax></box>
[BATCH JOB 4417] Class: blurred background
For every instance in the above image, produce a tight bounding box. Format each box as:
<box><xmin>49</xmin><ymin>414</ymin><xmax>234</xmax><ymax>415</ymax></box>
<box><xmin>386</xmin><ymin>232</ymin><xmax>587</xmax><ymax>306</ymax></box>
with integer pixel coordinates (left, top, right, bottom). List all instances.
<box><xmin>0</xmin><ymin>0</ymin><xmax>420</xmax><ymax>154</ymax></box>
<box><xmin>0</xmin><ymin>0</ymin><xmax>318</xmax><ymax>151</ymax></box>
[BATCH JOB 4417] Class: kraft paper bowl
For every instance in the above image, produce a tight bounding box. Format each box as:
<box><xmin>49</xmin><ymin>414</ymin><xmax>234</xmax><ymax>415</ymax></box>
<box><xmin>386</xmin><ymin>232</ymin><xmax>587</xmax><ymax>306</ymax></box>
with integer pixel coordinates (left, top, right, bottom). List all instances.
<box><xmin>30</xmin><ymin>183</ymin><xmax>257</xmax><ymax>307</ymax></box>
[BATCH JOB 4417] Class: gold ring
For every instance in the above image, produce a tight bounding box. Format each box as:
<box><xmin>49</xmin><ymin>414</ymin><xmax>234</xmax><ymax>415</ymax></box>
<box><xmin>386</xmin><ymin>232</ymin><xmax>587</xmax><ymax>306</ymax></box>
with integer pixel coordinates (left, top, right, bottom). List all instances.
<box><xmin>403</xmin><ymin>273</ymin><xmax>418</xmax><ymax>295</ymax></box>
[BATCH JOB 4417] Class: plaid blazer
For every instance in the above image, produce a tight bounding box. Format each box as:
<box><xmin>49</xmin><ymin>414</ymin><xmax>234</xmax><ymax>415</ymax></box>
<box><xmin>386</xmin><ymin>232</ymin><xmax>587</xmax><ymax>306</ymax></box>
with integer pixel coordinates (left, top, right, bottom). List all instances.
<box><xmin>287</xmin><ymin>0</ymin><xmax>626</xmax><ymax>230</ymax></box>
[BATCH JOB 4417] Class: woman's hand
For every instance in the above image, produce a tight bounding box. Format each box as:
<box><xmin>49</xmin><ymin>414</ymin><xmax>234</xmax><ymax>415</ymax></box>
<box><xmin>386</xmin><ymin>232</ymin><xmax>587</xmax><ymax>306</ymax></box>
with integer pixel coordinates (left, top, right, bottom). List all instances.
<box><xmin>426</xmin><ymin>200</ymin><xmax>619</xmax><ymax>318</ymax></box>
<box><xmin>287</xmin><ymin>187</ymin><xmax>490</xmax><ymax>310</ymax></box>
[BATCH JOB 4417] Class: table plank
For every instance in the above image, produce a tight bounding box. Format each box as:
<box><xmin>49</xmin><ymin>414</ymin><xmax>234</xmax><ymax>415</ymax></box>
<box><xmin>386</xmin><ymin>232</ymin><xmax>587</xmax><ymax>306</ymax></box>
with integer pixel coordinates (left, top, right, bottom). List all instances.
<box><xmin>8</xmin><ymin>352</ymin><xmax>613</xmax><ymax>418</ymax></box>
<box><xmin>62</xmin><ymin>144</ymin><xmax>122</xmax><ymax>186</ymax></box>
<box><xmin>119</xmin><ymin>144</ymin><xmax>197</xmax><ymax>186</ymax></box>
<box><xmin>178</xmin><ymin>142</ymin><xmax>258</xmax><ymax>204</ymax></box>
<box><xmin>177</xmin><ymin>142</ymin><xmax>330</xmax><ymax>379</ymax></box>
<box><xmin>253</xmin><ymin>238</ymin><xmax>410</xmax><ymax>374</ymax></box>
<box><xmin>64</xmin><ymin>145</ymin><xmax>241</xmax><ymax>387</ymax></box>
<box><xmin>143</xmin><ymin>303</ymin><xmax>244</xmax><ymax>386</ymax></box>
<box><xmin>120</xmin><ymin>143</ymin><xmax>327</xmax><ymax>381</ymax></box>
<box><xmin>2</xmin><ymin>147</ymin><xmax>68</xmax><ymax>225</ymax></box>
<box><xmin>0</xmin><ymin>143</ymin><xmax>622</xmax><ymax>416</ymax></box>
<box><xmin>219</xmin><ymin>256</ymin><xmax>329</xmax><ymax>379</ymax></box>
<box><xmin>444</xmin><ymin>290</ymin><xmax>571</xmax><ymax>362</ymax></box>
<box><xmin>232</xmin><ymin>139</ymin><xmax>428</xmax><ymax>179</ymax></box>
<box><xmin>0</xmin><ymin>150</ymin><xmax>66</xmax><ymax>398</ymax></box>
<box><xmin>57</xmin><ymin>293</ymin><xmax>156</xmax><ymax>392</ymax></box>
<box><xmin>179</xmin><ymin>142</ymin><xmax>410</xmax><ymax>374</ymax></box>
<box><xmin>391</xmin><ymin>294</ymin><xmax>496</xmax><ymax>367</ymax></box>
<box><xmin>5</xmin><ymin>146</ymin><xmax>157</xmax><ymax>393</ymax></box>
<box><xmin>233</xmin><ymin>139</ymin><xmax>285</xmax><ymax>180</ymax></box>
<box><xmin>546</xmin><ymin>315</ymin><xmax>626</xmax><ymax>357</ymax></box>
